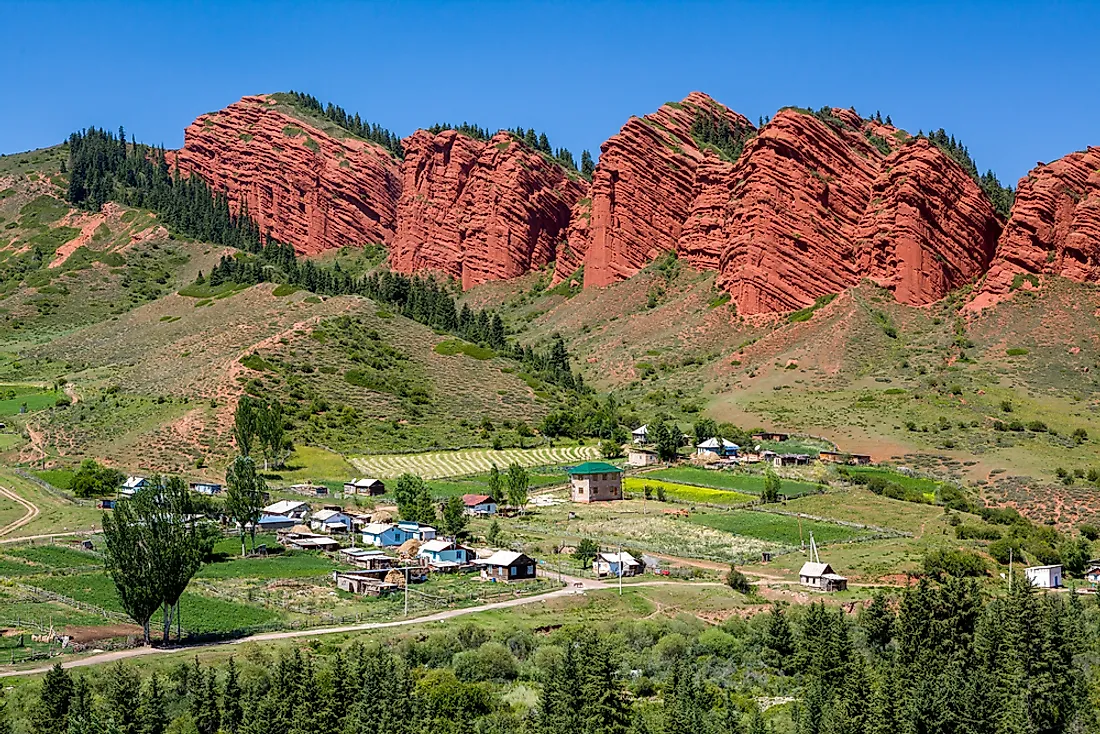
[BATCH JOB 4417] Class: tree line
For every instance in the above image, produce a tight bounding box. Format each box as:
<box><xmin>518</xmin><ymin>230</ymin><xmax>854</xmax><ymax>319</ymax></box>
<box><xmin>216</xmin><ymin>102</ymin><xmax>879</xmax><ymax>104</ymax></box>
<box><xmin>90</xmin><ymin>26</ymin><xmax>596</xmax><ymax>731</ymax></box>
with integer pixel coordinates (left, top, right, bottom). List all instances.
<box><xmin>10</xmin><ymin>575</ymin><xmax>1096</xmax><ymax>734</ymax></box>
<box><xmin>920</xmin><ymin>128</ymin><xmax>1015</xmax><ymax>218</ymax></box>
<box><xmin>690</xmin><ymin>113</ymin><xmax>756</xmax><ymax>163</ymax></box>
<box><xmin>277</xmin><ymin>91</ymin><xmax>404</xmax><ymax>157</ymax></box>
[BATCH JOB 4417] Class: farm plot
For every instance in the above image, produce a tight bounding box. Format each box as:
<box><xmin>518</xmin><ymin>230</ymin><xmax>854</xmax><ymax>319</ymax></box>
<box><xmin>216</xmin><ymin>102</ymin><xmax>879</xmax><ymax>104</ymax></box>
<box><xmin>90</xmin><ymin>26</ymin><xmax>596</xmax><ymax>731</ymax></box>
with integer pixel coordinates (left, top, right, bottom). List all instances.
<box><xmin>645</xmin><ymin>467</ymin><xmax>823</xmax><ymax>498</ymax></box>
<box><xmin>350</xmin><ymin>445</ymin><xmax>599</xmax><ymax>479</ymax></box>
<box><xmin>686</xmin><ymin>511</ymin><xmax>871</xmax><ymax>547</ymax></box>
<box><xmin>622</xmin><ymin>477</ymin><xmax>754</xmax><ymax>506</ymax></box>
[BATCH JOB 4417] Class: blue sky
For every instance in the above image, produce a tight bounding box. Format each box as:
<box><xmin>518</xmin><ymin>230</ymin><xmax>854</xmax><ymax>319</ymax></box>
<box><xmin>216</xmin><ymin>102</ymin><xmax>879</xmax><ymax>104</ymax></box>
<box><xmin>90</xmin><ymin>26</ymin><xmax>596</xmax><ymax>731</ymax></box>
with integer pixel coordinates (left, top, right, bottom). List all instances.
<box><xmin>2</xmin><ymin>1</ymin><xmax>1096</xmax><ymax>184</ymax></box>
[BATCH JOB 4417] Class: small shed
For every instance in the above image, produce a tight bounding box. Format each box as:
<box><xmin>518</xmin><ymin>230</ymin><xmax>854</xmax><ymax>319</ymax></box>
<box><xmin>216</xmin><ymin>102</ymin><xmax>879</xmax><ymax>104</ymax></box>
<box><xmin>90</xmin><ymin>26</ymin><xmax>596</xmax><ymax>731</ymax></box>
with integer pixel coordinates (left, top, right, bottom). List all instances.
<box><xmin>189</xmin><ymin>481</ymin><xmax>223</xmax><ymax>495</ymax></box>
<box><xmin>339</xmin><ymin>547</ymin><xmax>395</xmax><ymax>570</ymax></box>
<box><xmin>819</xmin><ymin>451</ymin><xmax>872</xmax><ymax>466</ymax></box>
<box><xmin>632</xmin><ymin>425</ymin><xmax>649</xmax><ymax>445</ymax></box>
<box><xmin>335</xmin><ymin>571</ymin><xmax>399</xmax><ymax>596</ymax></box>
<box><xmin>1025</xmin><ymin>565</ymin><xmax>1063</xmax><ymax>589</ymax></box>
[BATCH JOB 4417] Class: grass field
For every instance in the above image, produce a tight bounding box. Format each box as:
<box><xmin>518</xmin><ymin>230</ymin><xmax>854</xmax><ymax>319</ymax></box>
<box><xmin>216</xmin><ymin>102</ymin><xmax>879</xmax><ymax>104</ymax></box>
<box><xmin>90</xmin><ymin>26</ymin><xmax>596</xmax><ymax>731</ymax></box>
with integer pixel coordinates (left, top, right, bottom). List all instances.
<box><xmin>196</xmin><ymin>552</ymin><xmax>341</xmax><ymax>580</ymax></box>
<box><xmin>641</xmin><ymin>467</ymin><xmax>823</xmax><ymax>498</ymax></box>
<box><xmin>0</xmin><ymin>468</ymin><xmax>101</xmax><ymax>539</ymax></box>
<box><xmin>686</xmin><ymin>510</ymin><xmax>870</xmax><ymax>546</ymax></box>
<box><xmin>350</xmin><ymin>445</ymin><xmax>600</xmax><ymax>480</ymax></box>
<box><xmin>622</xmin><ymin>477</ymin><xmax>754</xmax><ymax>505</ymax></box>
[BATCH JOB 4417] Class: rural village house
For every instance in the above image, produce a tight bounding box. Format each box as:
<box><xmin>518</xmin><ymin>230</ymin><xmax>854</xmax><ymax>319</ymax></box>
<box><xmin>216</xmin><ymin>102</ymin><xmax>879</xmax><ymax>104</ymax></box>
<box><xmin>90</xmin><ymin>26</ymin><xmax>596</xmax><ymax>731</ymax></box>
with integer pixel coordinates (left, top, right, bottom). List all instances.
<box><xmin>189</xmin><ymin>481</ymin><xmax>223</xmax><ymax>495</ymax></box>
<box><xmin>310</xmin><ymin>509</ymin><xmax>353</xmax><ymax>534</ymax></box>
<box><xmin>462</xmin><ymin>494</ymin><xmax>497</xmax><ymax>516</ymax></box>
<box><xmin>569</xmin><ymin>461</ymin><xmax>624</xmax><ymax>503</ymax></box>
<box><xmin>362</xmin><ymin>521</ymin><xmax>437</xmax><ymax>547</ymax></box>
<box><xmin>593</xmin><ymin>551</ymin><xmax>642</xmax><ymax>578</ymax></box>
<box><xmin>119</xmin><ymin>476</ymin><xmax>149</xmax><ymax>498</ymax></box>
<box><xmin>627</xmin><ymin>447</ymin><xmax>661</xmax><ymax>467</ymax></box>
<box><xmin>631</xmin><ymin>425</ymin><xmax>649</xmax><ymax>444</ymax></box>
<box><xmin>263</xmin><ymin>500</ymin><xmax>311</xmax><ymax>521</ymax></box>
<box><xmin>695</xmin><ymin>437</ymin><xmax>739</xmax><ymax>457</ymax></box>
<box><xmin>344</xmin><ymin>478</ymin><xmax>386</xmax><ymax>496</ymax></box>
<box><xmin>418</xmin><ymin>539</ymin><xmax>475</xmax><ymax>568</ymax></box>
<box><xmin>478</xmin><ymin>550</ymin><xmax>537</xmax><ymax>581</ymax></box>
<box><xmin>798</xmin><ymin>561</ymin><xmax>849</xmax><ymax>592</ymax></box>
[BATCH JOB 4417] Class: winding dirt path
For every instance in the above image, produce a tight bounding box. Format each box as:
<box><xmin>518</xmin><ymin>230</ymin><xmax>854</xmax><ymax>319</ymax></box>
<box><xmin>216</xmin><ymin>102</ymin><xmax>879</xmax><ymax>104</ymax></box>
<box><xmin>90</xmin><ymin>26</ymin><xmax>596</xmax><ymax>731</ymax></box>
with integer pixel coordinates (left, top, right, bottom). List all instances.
<box><xmin>0</xmin><ymin>484</ymin><xmax>40</xmax><ymax>537</ymax></box>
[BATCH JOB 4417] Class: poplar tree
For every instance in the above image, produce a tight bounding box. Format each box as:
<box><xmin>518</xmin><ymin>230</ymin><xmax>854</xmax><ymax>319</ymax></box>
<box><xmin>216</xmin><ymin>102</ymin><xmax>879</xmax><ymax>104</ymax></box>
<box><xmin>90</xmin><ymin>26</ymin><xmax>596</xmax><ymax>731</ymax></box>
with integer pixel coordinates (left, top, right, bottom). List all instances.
<box><xmin>226</xmin><ymin>455</ymin><xmax>267</xmax><ymax>555</ymax></box>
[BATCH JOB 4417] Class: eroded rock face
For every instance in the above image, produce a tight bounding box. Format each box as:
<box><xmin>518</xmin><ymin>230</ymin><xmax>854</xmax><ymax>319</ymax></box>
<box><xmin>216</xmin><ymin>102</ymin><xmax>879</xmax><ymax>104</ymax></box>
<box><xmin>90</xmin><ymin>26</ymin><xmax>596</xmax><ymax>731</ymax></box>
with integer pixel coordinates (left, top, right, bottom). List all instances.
<box><xmin>581</xmin><ymin>92</ymin><xmax>755</xmax><ymax>287</ymax></box>
<box><xmin>170</xmin><ymin>95</ymin><xmax>401</xmax><ymax>255</ymax></box>
<box><xmin>856</xmin><ymin>138</ymin><xmax>1001</xmax><ymax>306</ymax></box>
<box><xmin>972</xmin><ymin>147</ymin><xmax>1100</xmax><ymax>309</ymax></box>
<box><xmin>391</xmin><ymin>130</ymin><xmax>585</xmax><ymax>288</ymax></box>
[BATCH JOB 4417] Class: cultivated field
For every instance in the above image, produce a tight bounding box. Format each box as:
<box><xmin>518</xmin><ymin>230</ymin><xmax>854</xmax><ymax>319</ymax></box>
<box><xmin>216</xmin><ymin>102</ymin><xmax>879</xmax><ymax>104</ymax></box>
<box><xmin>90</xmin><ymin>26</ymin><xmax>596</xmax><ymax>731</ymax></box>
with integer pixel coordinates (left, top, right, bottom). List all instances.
<box><xmin>349</xmin><ymin>445</ymin><xmax>600</xmax><ymax>479</ymax></box>
<box><xmin>622</xmin><ymin>477</ymin><xmax>755</xmax><ymax>506</ymax></box>
<box><xmin>641</xmin><ymin>466</ymin><xmax>823</xmax><ymax>498</ymax></box>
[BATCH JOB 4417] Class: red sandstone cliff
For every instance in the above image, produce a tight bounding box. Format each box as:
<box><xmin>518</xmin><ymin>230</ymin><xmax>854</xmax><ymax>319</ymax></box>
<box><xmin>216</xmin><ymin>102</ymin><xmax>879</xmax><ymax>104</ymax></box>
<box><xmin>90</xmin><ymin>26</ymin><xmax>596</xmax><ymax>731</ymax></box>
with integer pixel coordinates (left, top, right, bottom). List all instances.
<box><xmin>391</xmin><ymin>130</ymin><xmax>585</xmax><ymax>288</ymax></box>
<box><xmin>171</xmin><ymin>95</ymin><xmax>401</xmax><ymax>256</ymax></box>
<box><xmin>855</xmin><ymin>138</ymin><xmax>1002</xmax><ymax>306</ymax></box>
<box><xmin>580</xmin><ymin>92</ymin><xmax>755</xmax><ymax>288</ymax></box>
<box><xmin>970</xmin><ymin>147</ymin><xmax>1100</xmax><ymax>310</ymax></box>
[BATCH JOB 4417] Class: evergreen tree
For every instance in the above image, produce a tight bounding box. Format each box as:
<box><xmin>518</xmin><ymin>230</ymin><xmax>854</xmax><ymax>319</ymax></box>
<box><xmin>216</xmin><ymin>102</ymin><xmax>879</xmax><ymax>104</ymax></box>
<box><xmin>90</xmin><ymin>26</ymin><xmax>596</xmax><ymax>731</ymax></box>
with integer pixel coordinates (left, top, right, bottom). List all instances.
<box><xmin>139</xmin><ymin>673</ymin><xmax>167</xmax><ymax>734</ymax></box>
<box><xmin>223</xmin><ymin>657</ymin><xmax>243</xmax><ymax>734</ymax></box>
<box><xmin>0</xmin><ymin>689</ymin><xmax>13</xmax><ymax>734</ymax></box>
<box><xmin>31</xmin><ymin>662</ymin><xmax>74</xmax><ymax>733</ymax></box>
<box><xmin>859</xmin><ymin>591</ymin><xmax>895</xmax><ymax>654</ymax></box>
<box><xmin>104</xmin><ymin>662</ymin><xmax>142</xmax><ymax>734</ymax></box>
<box><xmin>440</xmin><ymin>495</ymin><xmax>468</xmax><ymax>538</ymax></box>
<box><xmin>763</xmin><ymin>603</ymin><xmax>796</xmax><ymax>672</ymax></box>
<box><xmin>581</xmin><ymin>150</ymin><xmax>595</xmax><ymax>178</ymax></box>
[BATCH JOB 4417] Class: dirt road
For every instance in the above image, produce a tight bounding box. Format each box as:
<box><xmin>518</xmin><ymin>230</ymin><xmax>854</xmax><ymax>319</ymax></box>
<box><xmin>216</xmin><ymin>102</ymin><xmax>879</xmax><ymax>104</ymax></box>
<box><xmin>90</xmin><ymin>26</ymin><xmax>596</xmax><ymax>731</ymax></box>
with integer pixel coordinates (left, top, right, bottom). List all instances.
<box><xmin>0</xmin><ymin>575</ymin><xmax>607</xmax><ymax>678</ymax></box>
<box><xmin>0</xmin><ymin>484</ymin><xmax>39</xmax><ymax>538</ymax></box>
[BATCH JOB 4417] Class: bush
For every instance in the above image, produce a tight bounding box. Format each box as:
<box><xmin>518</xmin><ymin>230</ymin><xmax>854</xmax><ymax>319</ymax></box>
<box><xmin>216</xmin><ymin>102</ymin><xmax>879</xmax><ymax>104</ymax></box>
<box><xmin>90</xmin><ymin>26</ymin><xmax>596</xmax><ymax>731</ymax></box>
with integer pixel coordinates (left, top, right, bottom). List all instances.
<box><xmin>452</xmin><ymin>642</ymin><xmax>518</xmax><ymax>682</ymax></box>
<box><xmin>1079</xmin><ymin>523</ymin><xmax>1100</xmax><ymax>541</ymax></box>
<box><xmin>988</xmin><ymin>538</ymin><xmax>1025</xmax><ymax>565</ymax></box>
<box><xmin>954</xmin><ymin>523</ymin><xmax>1001</xmax><ymax>541</ymax></box>
<box><xmin>922</xmin><ymin>548</ymin><xmax>986</xmax><ymax>579</ymax></box>
<box><xmin>726</xmin><ymin>565</ymin><xmax>752</xmax><ymax>594</ymax></box>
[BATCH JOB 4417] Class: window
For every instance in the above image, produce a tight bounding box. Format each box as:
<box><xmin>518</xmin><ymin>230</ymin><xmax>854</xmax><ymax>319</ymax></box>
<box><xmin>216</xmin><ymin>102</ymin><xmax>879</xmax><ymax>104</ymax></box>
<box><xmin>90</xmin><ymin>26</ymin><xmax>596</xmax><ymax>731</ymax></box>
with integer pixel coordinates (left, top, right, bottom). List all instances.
<box><xmin>510</xmin><ymin>566</ymin><xmax>516</xmax><ymax>576</ymax></box>
<box><xmin>527</xmin><ymin>565</ymin><xmax>534</xmax><ymax>574</ymax></box>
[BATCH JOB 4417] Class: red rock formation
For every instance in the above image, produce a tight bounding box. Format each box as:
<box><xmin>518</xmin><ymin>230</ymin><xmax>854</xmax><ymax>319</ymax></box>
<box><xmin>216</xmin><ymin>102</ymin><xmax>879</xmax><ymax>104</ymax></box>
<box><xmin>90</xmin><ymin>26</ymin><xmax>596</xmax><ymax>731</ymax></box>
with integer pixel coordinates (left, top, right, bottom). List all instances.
<box><xmin>708</xmin><ymin>109</ymin><xmax>883</xmax><ymax>314</ymax></box>
<box><xmin>855</xmin><ymin>139</ymin><xmax>1001</xmax><ymax>306</ymax></box>
<box><xmin>391</xmin><ymin>130</ymin><xmax>585</xmax><ymax>288</ymax></box>
<box><xmin>582</xmin><ymin>92</ymin><xmax>755</xmax><ymax>287</ymax></box>
<box><xmin>170</xmin><ymin>95</ymin><xmax>401</xmax><ymax>256</ymax></box>
<box><xmin>972</xmin><ymin>147</ymin><xmax>1100</xmax><ymax>309</ymax></box>
<box><xmin>551</xmin><ymin>195</ymin><xmax>592</xmax><ymax>283</ymax></box>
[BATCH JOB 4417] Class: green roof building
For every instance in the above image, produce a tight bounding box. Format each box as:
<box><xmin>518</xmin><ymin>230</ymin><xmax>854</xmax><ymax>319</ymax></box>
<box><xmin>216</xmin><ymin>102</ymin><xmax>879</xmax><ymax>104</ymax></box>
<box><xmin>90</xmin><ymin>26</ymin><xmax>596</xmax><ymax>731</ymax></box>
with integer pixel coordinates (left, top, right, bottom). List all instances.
<box><xmin>569</xmin><ymin>461</ymin><xmax>623</xmax><ymax>503</ymax></box>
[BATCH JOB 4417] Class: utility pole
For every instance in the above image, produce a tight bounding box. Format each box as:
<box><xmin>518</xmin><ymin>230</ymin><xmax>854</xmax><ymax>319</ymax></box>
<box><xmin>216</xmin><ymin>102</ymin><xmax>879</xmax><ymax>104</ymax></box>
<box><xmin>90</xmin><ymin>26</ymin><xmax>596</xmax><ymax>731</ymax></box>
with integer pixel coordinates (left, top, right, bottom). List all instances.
<box><xmin>1009</xmin><ymin>548</ymin><xmax>1014</xmax><ymax>588</ymax></box>
<box><xmin>404</xmin><ymin>566</ymin><xmax>409</xmax><ymax>617</ymax></box>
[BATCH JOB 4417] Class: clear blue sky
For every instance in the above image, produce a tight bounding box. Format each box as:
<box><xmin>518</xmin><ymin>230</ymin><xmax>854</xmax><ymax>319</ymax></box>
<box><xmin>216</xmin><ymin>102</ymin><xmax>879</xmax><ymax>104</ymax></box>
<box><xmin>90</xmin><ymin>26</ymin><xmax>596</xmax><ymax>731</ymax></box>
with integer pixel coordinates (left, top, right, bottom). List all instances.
<box><xmin>3</xmin><ymin>1</ymin><xmax>1096</xmax><ymax>184</ymax></box>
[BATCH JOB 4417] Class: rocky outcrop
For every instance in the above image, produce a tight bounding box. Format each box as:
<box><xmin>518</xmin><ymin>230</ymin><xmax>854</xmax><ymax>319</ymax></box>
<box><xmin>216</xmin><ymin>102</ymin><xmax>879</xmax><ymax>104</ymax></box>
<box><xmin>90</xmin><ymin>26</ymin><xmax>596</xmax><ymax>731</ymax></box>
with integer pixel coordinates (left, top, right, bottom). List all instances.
<box><xmin>971</xmin><ymin>147</ymin><xmax>1100</xmax><ymax>309</ymax></box>
<box><xmin>170</xmin><ymin>95</ymin><xmax>401</xmax><ymax>255</ymax></box>
<box><xmin>581</xmin><ymin>93</ymin><xmax>755</xmax><ymax>287</ymax></box>
<box><xmin>391</xmin><ymin>130</ymin><xmax>586</xmax><ymax>288</ymax></box>
<box><xmin>856</xmin><ymin>139</ymin><xmax>1001</xmax><ymax>306</ymax></box>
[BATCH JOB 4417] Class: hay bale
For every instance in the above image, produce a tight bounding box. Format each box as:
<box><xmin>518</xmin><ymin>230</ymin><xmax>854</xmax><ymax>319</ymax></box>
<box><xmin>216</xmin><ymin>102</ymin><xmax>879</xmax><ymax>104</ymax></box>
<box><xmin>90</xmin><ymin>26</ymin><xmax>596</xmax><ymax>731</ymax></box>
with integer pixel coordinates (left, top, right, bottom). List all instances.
<box><xmin>384</xmin><ymin>568</ymin><xmax>406</xmax><ymax>588</ymax></box>
<box><xmin>370</xmin><ymin>509</ymin><xmax>394</xmax><ymax>523</ymax></box>
<box><xmin>397</xmin><ymin>539</ymin><xmax>421</xmax><ymax>558</ymax></box>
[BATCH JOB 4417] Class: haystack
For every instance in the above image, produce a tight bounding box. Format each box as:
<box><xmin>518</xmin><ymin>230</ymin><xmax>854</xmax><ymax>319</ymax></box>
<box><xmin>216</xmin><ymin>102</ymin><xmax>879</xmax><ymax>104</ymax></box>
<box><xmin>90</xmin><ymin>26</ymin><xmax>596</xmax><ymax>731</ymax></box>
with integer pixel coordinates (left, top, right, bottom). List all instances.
<box><xmin>384</xmin><ymin>568</ymin><xmax>406</xmax><ymax>588</ymax></box>
<box><xmin>690</xmin><ymin>451</ymin><xmax>720</xmax><ymax>466</ymax></box>
<box><xmin>370</xmin><ymin>509</ymin><xmax>394</xmax><ymax>523</ymax></box>
<box><xmin>289</xmin><ymin>524</ymin><xmax>313</xmax><ymax>535</ymax></box>
<box><xmin>397</xmin><ymin>539</ymin><xmax>421</xmax><ymax>559</ymax></box>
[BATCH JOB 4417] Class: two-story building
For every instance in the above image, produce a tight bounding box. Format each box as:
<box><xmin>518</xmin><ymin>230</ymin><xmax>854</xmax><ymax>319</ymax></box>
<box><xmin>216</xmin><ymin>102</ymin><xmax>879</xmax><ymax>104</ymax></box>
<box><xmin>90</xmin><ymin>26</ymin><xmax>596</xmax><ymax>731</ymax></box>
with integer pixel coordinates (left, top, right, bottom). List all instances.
<box><xmin>569</xmin><ymin>461</ymin><xmax>624</xmax><ymax>503</ymax></box>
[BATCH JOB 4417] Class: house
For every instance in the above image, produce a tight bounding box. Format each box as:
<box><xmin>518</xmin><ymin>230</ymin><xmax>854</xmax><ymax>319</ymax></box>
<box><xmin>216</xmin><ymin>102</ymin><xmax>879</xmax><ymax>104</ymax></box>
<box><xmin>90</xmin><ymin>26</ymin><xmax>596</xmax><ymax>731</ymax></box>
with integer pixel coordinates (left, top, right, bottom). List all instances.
<box><xmin>818</xmin><ymin>451</ymin><xmax>872</xmax><ymax>466</ymax></box>
<box><xmin>262</xmin><ymin>500</ymin><xmax>310</xmax><ymax>520</ymax></box>
<box><xmin>339</xmin><ymin>547</ymin><xmax>395</xmax><ymax>570</ymax></box>
<box><xmin>397</xmin><ymin>521</ymin><xmax>436</xmax><ymax>542</ymax></box>
<box><xmin>290</xmin><ymin>483</ymin><xmax>328</xmax><ymax>497</ymax></box>
<box><xmin>189</xmin><ymin>481</ymin><xmax>223</xmax><ymax>495</ymax></box>
<box><xmin>631</xmin><ymin>425</ymin><xmax>649</xmax><ymax>445</ymax></box>
<box><xmin>695</xmin><ymin>437</ymin><xmax>740</xmax><ymax>457</ymax></box>
<box><xmin>335</xmin><ymin>571</ymin><xmax>399</xmax><ymax>596</ymax></box>
<box><xmin>798</xmin><ymin>562</ymin><xmax>849</xmax><ymax>592</ymax></box>
<box><xmin>752</xmin><ymin>432</ymin><xmax>789</xmax><ymax>443</ymax></box>
<box><xmin>462</xmin><ymin>494</ymin><xmax>498</xmax><ymax>516</ymax></box>
<box><xmin>627</xmin><ymin>448</ymin><xmax>661</xmax><ymax>467</ymax></box>
<box><xmin>418</xmin><ymin>539</ymin><xmax>475</xmax><ymax>567</ymax></box>
<box><xmin>256</xmin><ymin>514</ymin><xmax>298</xmax><ymax>532</ymax></box>
<box><xmin>478</xmin><ymin>551</ymin><xmax>537</xmax><ymax>582</ymax></box>
<box><xmin>1025</xmin><ymin>564</ymin><xmax>1063</xmax><ymax>589</ymax></box>
<box><xmin>1085</xmin><ymin>563</ymin><xmax>1100</xmax><ymax>586</ymax></box>
<box><xmin>362</xmin><ymin>523</ymin><xmax>407</xmax><ymax>547</ymax></box>
<box><xmin>344</xmin><ymin>478</ymin><xmax>386</xmax><ymax>496</ymax></box>
<box><xmin>593</xmin><ymin>551</ymin><xmax>642</xmax><ymax>578</ymax></box>
<box><xmin>798</xmin><ymin>534</ymin><xmax>847</xmax><ymax>591</ymax></box>
<box><xmin>310</xmin><ymin>509</ymin><xmax>353</xmax><ymax>534</ymax></box>
<box><xmin>569</xmin><ymin>461</ymin><xmax>624</xmax><ymax>503</ymax></box>
<box><xmin>119</xmin><ymin>476</ymin><xmax>148</xmax><ymax>498</ymax></box>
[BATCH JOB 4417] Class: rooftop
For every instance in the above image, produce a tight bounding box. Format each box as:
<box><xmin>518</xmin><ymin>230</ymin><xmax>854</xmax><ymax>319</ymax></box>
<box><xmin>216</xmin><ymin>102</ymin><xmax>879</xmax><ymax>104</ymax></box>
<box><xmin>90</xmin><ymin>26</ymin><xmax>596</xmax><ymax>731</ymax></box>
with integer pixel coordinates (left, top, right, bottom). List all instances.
<box><xmin>567</xmin><ymin>461</ymin><xmax>623</xmax><ymax>476</ymax></box>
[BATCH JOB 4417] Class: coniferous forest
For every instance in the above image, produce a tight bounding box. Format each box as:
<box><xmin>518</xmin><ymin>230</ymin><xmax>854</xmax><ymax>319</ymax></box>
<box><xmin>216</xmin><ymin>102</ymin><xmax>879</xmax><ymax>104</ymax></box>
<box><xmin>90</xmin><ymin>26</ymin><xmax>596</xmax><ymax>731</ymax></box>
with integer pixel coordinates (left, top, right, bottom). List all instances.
<box><xmin>65</xmin><ymin>126</ymin><xmax>586</xmax><ymax>395</ymax></box>
<box><xmin>4</xmin><ymin>577</ymin><xmax>1096</xmax><ymax>734</ymax></box>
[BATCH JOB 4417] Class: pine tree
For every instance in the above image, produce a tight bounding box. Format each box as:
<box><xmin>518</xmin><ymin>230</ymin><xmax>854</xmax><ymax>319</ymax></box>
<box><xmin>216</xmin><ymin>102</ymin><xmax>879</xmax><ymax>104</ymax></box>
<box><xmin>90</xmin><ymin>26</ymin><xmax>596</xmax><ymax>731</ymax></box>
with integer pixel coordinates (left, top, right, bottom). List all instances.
<box><xmin>763</xmin><ymin>603</ymin><xmax>796</xmax><ymax>672</ymax></box>
<box><xmin>140</xmin><ymin>673</ymin><xmax>167</xmax><ymax>734</ymax></box>
<box><xmin>105</xmin><ymin>662</ymin><xmax>142</xmax><ymax>734</ymax></box>
<box><xmin>581</xmin><ymin>150</ymin><xmax>595</xmax><ymax>178</ymax></box>
<box><xmin>223</xmin><ymin>657</ymin><xmax>243</xmax><ymax>734</ymax></box>
<box><xmin>31</xmin><ymin>663</ymin><xmax>73</xmax><ymax>734</ymax></box>
<box><xmin>0</xmin><ymin>689</ymin><xmax>13</xmax><ymax>734</ymax></box>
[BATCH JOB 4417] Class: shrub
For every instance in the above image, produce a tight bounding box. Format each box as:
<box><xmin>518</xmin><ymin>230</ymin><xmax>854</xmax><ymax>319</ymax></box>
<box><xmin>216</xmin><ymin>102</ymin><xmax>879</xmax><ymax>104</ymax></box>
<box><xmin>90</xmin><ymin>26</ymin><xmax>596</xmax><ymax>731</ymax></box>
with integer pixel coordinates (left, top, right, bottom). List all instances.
<box><xmin>1027</xmin><ymin>420</ymin><xmax>1048</xmax><ymax>432</ymax></box>
<box><xmin>922</xmin><ymin>548</ymin><xmax>986</xmax><ymax>579</ymax></box>
<box><xmin>726</xmin><ymin>565</ymin><xmax>753</xmax><ymax>594</ymax></box>
<box><xmin>1079</xmin><ymin>524</ymin><xmax>1100</xmax><ymax>541</ymax></box>
<box><xmin>1072</xmin><ymin>428</ymin><xmax>1088</xmax><ymax>444</ymax></box>
<box><xmin>954</xmin><ymin>523</ymin><xmax>1001</xmax><ymax>541</ymax></box>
